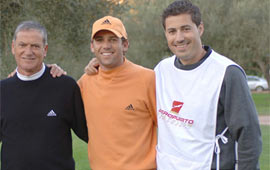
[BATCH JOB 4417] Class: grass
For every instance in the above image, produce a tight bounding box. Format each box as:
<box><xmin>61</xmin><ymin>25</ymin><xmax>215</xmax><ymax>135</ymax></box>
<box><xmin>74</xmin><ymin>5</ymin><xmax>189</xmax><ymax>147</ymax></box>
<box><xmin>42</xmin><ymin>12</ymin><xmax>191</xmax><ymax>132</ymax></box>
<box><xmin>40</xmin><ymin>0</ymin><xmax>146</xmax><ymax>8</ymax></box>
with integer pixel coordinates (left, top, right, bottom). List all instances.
<box><xmin>260</xmin><ymin>125</ymin><xmax>270</xmax><ymax>170</ymax></box>
<box><xmin>0</xmin><ymin>134</ymin><xmax>90</xmax><ymax>169</ymax></box>
<box><xmin>252</xmin><ymin>93</ymin><xmax>270</xmax><ymax>115</ymax></box>
<box><xmin>72</xmin><ymin>124</ymin><xmax>270</xmax><ymax>170</ymax></box>
<box><xmin>72</xmin><ymin>93</ymin><xmax>270</xmax><ymax>170</ymax></box>
<box><xmin>72</xmin><ymin>133</ymin><xmax>91</xmax><ymax>170</ymax></box>
<box><xmin>252</xmin><ymin>93</ymin><xmax>270</xmax><ymax>170</ymax></box>
<box><xmin>1</xmin><ymin>93</ymin><xmax>269</xmax><ymax>169</ymax></box>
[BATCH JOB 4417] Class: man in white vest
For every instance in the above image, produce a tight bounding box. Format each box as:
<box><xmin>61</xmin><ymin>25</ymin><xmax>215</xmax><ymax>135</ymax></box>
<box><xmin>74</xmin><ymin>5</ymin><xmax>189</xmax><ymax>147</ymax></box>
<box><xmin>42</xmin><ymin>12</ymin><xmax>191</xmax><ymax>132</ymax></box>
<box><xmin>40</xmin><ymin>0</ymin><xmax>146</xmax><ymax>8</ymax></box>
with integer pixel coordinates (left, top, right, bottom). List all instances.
<box><xmin>154</xmin><ymin>0</ymin><xmax>262</xmax><ymax>170</ymax></box>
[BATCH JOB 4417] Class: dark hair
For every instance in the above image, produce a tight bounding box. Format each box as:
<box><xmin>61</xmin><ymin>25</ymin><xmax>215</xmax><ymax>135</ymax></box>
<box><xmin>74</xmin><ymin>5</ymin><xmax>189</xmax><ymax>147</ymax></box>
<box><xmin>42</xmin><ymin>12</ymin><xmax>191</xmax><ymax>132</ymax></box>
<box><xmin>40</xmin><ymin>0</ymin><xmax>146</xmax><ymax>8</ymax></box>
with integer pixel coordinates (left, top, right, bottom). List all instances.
<box><xmin>13</xmin><ymin>20</ymin><xmax>48</xmax><ymax>45</ymax></box>
<box><xmin>162</xmin><ymin>0</ymin><xmax>202</xmax><ymax>29</ymax></box>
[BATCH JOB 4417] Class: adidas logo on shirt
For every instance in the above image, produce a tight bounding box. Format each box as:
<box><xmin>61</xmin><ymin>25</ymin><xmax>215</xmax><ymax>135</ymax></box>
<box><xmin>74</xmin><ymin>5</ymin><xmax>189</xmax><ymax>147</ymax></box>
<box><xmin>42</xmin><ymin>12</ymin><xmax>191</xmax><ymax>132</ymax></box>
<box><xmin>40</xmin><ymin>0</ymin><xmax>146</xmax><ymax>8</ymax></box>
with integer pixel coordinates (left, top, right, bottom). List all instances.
<box><xmin>47</xmin><ymin>110</ymin><xmax>57</xmax><ymax>117</ymax></box>
<box><xmin>125</xmin><ymin>104</ymin><xmax>134</xmax><ymax>111</ymax></box>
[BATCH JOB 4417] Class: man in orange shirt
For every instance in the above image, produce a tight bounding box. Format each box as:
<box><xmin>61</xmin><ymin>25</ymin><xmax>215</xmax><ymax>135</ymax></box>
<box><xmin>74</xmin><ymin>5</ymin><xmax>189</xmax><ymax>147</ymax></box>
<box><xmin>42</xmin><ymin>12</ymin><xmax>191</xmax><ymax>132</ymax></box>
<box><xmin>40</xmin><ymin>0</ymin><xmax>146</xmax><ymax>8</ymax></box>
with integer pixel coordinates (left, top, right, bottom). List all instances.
<box><xmin>77</xmin><ymin>16</ymin><xmax>157</xmax><ymax>170</ymax></box>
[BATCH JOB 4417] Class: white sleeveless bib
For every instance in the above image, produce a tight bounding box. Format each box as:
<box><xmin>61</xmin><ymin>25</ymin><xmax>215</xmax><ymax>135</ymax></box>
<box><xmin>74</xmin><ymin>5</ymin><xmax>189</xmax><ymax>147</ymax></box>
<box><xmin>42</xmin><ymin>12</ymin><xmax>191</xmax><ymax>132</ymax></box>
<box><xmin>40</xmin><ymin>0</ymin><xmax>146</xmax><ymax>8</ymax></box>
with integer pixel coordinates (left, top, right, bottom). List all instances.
<box><xmin>154</xmin><ymin>51</ymin><xmax>237</xmax><ymax>170</ymax></box>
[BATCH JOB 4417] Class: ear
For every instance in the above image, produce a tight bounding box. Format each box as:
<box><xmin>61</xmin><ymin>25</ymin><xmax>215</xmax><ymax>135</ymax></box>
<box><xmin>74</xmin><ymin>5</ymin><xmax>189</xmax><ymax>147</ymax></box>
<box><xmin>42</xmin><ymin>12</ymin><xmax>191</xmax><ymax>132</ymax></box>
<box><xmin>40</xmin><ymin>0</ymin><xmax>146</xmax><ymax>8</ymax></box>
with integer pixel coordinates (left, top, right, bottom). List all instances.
<box><xmin>90</xmin><ymin>41</ymin><xmax>95</xmax><ymax>53</ymax></box>
<box><xmin>122</xmin><ymin>39</ymin><xmax>129</xmax><ymax>54</ymax></box>
<box><xmin>198</xmin><ymin>22</ymin><xmax>204</xmax><ymax>37</ymax></box>
<box><xmin>43</xmin><ymin>44</ymin><xmax>48</xmax><ymax>57</ymax></box>
<box><xmin>11</xmin><ymin>40</ymin><xmax>15</xmax><ymax>55</ymax></box>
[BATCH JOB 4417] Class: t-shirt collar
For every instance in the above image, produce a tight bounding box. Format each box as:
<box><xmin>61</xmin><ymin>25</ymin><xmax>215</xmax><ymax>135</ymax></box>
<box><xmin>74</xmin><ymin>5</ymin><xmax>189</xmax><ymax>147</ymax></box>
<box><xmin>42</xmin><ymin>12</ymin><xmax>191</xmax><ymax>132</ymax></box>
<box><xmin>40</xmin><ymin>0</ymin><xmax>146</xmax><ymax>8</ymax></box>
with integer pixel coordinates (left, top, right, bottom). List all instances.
<box><xmin>16</xmin><ymin>63</ymin><xmax>46</xmax><ymax>81</ymax></box>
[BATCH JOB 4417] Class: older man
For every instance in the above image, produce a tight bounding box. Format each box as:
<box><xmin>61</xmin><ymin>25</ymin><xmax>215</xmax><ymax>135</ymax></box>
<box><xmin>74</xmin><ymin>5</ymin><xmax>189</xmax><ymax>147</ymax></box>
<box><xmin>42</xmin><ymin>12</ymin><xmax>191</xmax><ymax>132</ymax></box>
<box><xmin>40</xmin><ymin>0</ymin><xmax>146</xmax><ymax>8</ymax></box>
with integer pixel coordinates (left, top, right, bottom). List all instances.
<box><xmin>0</xmin><ymin>21</ymin><xmax>88</xmax><ymax>170</ymax></box>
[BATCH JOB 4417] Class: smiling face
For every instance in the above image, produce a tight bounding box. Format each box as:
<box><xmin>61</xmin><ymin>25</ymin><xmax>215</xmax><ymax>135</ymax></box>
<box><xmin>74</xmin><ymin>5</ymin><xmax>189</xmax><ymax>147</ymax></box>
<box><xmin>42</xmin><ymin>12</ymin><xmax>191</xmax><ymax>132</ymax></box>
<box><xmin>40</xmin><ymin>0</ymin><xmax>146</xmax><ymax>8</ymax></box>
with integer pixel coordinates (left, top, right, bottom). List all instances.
<box><xmin>91</xmin><ymin>30</ymin><xmax>128</xmax><ymax>71</ymax></box>
<box><xmin>12</xmin><ymin>29</ymin><xmax>48</xmax><ymax>76</ymax></box>
<box><xmin>165</xmin><ymin>14</ymin><xmax>205</xmax><ymax>65</ymax></box>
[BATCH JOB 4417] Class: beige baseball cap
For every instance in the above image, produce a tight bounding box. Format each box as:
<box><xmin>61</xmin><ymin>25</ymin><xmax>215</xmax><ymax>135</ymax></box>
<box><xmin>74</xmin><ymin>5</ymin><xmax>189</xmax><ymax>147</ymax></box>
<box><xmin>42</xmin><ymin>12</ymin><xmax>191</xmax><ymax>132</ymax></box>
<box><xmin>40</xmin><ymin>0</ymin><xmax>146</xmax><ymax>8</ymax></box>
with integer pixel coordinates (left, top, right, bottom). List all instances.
<box><xmin>91</xmin><ymin>16</ymin><xmax>128</xmax><ymax>39</ymax></box>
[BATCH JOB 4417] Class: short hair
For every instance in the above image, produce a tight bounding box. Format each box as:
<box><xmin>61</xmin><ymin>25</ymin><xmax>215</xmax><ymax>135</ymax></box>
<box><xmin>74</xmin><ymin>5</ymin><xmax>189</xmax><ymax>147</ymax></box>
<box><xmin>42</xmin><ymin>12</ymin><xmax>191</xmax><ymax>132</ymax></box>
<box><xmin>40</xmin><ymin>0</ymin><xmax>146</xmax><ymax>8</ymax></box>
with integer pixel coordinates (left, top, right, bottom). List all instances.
<box><xmin>13</xmin><ymin>20</ymin><xmax>48</xmax><ymax>45</ymax></box>
<box><xmin>162</xmin><ymin>0</ymin><xmax>202</xmax><ymax>29</ymax></box>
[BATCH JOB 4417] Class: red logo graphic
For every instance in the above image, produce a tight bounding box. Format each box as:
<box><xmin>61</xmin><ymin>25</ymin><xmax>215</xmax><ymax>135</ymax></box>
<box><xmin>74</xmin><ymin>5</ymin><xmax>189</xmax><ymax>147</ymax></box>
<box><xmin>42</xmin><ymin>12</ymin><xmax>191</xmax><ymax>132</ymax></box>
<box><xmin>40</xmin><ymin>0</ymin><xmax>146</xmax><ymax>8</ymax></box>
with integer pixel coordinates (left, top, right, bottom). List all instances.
<box><xmin>170</xmin><ymin>101</ymin><xmax>184</xmax><ymax>114</ymax></box>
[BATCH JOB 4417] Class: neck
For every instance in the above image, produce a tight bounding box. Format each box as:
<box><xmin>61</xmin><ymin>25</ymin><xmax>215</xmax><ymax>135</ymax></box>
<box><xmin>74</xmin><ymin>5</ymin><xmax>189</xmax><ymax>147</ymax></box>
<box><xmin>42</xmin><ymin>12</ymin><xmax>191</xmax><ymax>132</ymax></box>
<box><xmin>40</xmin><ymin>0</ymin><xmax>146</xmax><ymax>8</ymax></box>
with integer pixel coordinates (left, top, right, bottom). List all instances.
<box><xmin>99</xmin><ymin>57</ymin><xmax>125</xmax><ymax>71</ymax></box>
<box><xmin>180</xmin><ymin>48</ymin><xmax>206</xmax><ymax>65</ymax></box>
<box><xmin>16</xmin><ymin>63</ymin><xmax>46</xmax><ymax>81</ymax></box>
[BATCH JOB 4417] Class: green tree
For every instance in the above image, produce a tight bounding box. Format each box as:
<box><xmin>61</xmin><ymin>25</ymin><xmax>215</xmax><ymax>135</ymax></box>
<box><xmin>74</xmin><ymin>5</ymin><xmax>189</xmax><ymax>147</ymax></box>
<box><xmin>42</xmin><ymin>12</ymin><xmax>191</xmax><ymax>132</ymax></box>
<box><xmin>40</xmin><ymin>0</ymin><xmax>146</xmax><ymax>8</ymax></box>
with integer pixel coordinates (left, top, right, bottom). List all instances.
<box><xmin>123</xmin><ymin>0</ymin><xmax>269</xmax><ymax>85</ymax></box>
<box><xmin>0</xmin><ymin>0</ymin><xmax>130</xmax><ymax>79</ymax></box>
<box><xmin>198</xmin><ymin>0</ymin><xmax>270</xmax><ymax>84</ymax></box>
<box><xmin>1</xmin><ymin>0</ymin><xmax>269</xmax><ymax>84</ymax></box>
<box><xmin>122</xmin><ymin>0</ymin><xmax>172</xmax><ymax>69</ymax></box>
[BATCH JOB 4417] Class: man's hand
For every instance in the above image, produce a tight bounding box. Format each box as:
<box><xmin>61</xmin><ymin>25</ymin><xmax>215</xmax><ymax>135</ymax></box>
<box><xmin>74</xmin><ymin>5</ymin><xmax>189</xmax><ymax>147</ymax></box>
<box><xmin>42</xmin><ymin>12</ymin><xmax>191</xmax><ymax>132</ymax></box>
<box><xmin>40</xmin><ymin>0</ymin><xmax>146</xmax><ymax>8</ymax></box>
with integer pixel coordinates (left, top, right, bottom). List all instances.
<box><xmin>47</xmin><ymin>64</ymin><xmax>67</xmax><ymax>78</ymax></box>
<box><xmin>84</xmin><ymin>58</ymin><xmax>99</xmax><ymax>75</ymax></box>
<box><xmin>7</xmin><ymin>69</ymin><xmax>16</xmax><ymax>78</ymax></box>
<box><xmin>7</xmin><ymin>64</ymin><xmax>66</xmax><ymax>78</ymax></box>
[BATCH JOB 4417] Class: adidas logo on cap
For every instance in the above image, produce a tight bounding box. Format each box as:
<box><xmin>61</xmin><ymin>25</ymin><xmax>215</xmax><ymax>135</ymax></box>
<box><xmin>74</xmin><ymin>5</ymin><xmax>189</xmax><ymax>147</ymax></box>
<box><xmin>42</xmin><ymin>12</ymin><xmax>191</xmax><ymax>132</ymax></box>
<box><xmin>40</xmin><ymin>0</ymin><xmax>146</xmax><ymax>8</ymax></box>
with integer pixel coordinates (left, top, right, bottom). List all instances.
<box><xmin>102</xmin><ymin>19</ymin><xmax>111</xmax><ymax>25</ymax></box>
<box><xmin>91</xmin><ymin>16</ymin><xmax>128</xmax><ymax>39</ymax></box>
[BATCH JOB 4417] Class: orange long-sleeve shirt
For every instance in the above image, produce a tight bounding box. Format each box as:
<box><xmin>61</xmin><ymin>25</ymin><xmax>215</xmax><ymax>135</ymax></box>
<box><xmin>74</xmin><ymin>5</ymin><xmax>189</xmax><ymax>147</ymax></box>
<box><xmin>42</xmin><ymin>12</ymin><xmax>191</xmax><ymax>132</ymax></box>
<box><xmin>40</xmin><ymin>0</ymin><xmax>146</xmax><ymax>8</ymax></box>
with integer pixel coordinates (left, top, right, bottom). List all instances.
<box><xmin>78</xmin><ymin>59</ymin><xmax>157</xmax><ymax>170</ymax></box>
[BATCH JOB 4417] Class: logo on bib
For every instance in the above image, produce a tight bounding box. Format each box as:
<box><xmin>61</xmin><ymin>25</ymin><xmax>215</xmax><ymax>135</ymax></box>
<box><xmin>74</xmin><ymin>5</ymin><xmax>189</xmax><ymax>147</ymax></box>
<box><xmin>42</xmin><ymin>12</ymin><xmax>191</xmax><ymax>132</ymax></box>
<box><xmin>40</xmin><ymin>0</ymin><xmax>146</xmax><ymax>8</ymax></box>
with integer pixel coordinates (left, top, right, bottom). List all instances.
<box><xmin>170</xmin><ymin>101</ymin><xmax>183</xmax><ymax>114</ymax></box>
<box><xmin>158</xmin><ymin>100</ymin><xmax>194</xmax><ymax>128</ymax></box>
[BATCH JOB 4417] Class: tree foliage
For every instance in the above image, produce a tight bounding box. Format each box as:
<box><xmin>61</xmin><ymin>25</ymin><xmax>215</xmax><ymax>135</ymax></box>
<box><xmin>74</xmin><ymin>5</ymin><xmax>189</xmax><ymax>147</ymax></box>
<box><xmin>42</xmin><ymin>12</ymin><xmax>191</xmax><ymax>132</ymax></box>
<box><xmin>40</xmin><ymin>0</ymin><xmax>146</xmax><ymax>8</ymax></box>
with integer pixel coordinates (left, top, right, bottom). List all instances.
<box><xmin>0</xmin><ymin>0</ymin><xmax>129</xmax><ymax>79</ymax></box>
<box><xmin>197</xmin><ymin>0</ymin><xmax>270</xmax><ymax>84</ymax></box>
<box><xmin>122</xmin><ymin>0</ymin><xmax>270</xmax><ymax>84</ymax></box>
<box><xmin>1</xmin><ymin>0</ymin><xmax>269</xmax><ymax>84</ymax></box>
<box><xmin>122</xmin><ymin>0</ymin><xmax>171</xmax><ymax>69</ymax></box>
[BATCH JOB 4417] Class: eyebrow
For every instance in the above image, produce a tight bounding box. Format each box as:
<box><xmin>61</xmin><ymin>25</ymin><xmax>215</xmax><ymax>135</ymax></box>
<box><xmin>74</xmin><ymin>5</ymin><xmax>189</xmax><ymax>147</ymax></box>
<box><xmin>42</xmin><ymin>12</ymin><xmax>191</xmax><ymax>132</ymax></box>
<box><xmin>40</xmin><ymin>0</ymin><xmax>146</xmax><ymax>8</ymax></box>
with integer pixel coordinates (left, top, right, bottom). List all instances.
<box><xmin>94</xmin><ymin>36</ymin><xmax>103</xmax><ymax>39</ymax></box>
<box><xmin>167</xmin><ymin>25</ymin><xmax>192</xmax><ymax>30</ymax></box>
<box><xmin>181</xmin><ymin>25</ymin><xmax>191</xmax><ymax>28</ymax></box>
<box><xmin>18</xmin><ymin>41</ymin><xmax>41</xmax><ymax>45</ymax></box>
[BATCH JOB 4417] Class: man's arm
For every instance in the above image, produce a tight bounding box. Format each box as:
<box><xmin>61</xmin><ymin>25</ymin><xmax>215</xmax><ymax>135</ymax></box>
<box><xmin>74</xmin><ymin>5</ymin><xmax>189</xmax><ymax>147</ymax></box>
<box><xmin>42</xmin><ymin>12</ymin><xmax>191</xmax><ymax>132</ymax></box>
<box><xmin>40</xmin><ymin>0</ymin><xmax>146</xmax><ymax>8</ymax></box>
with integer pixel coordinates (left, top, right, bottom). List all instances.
<box><xmin>222</xmin><ymin>65</ymin><xmax>262</xmax><ymax>170</ymax></box>
<box><xmin>7</xmin><ymin>64</ymin><xmax>67</xmax><ymax>78</ymax></box>
<box><xmin>84</xmin><ymin>57</ymin><xmax>99</xmax><ymax>75</ymax></box>
<box><xmin>71</xmin><ymin>82</ymin><xmax>88</xmax><ymax>143</ymax></box>
<box><xmin>7</xmin><ymin>69</ymin><xmax>16</xmax><ymax>78</ymax></box>
<box><xmin>48</xmin><ymin>58</ymin><xmax>99</xmax><ymax>76</ymax></box>
<box><xmin>146</xmin><ymin>71</ymin><xmax>157</xmax><ymax>126</ymax></box>
<box><xmin>47</xmin><ymin>64</ymin><xmax>67</xmax><ymax>77</ymax></box>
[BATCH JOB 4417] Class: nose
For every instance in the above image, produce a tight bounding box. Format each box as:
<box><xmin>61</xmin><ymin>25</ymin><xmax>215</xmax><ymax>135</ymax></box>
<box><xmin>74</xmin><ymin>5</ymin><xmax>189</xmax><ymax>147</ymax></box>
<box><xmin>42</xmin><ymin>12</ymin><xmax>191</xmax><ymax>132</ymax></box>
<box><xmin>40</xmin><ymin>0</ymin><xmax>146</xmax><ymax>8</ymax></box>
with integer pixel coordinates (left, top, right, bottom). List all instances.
<box><xmin>175</xmin><ymin>30</ymin><xmax>184</xmax><ymax>43</ymax></box>
<box><xmin>24</xmin><ymin>45</ymin><xmax>33</xmax><ymax>55</ymax></box>
<box><xmin>102</xmin><ymin>40</ymin><xmax>112</xmax><ymax>49</ymax></box>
